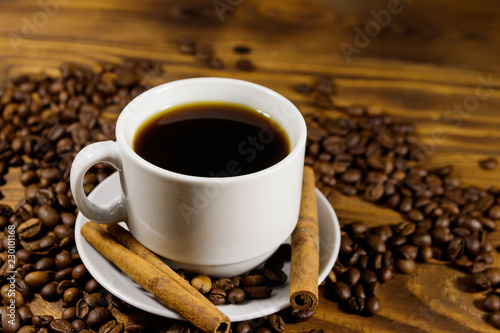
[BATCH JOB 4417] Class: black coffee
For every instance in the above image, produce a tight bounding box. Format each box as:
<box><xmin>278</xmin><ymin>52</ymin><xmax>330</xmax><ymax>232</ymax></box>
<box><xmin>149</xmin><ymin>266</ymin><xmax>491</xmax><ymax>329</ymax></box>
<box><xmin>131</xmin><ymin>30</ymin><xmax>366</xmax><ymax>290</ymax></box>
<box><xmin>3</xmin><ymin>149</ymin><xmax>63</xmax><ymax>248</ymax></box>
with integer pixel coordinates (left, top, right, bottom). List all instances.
<box><xmin>133</xmin><ymin>102</ymin><xmax>290</xmax><ymax>177</ymax></box>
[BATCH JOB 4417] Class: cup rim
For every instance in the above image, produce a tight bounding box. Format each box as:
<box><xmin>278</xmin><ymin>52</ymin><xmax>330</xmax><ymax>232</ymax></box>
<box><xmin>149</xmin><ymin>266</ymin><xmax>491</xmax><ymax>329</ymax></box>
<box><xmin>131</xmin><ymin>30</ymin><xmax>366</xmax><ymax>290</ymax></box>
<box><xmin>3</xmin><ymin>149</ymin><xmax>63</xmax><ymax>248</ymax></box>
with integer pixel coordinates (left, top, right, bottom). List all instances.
<box><xmin>115</xmin><ymin>77</ymin><xmax>307</xmax><ymax>183</ymax></box>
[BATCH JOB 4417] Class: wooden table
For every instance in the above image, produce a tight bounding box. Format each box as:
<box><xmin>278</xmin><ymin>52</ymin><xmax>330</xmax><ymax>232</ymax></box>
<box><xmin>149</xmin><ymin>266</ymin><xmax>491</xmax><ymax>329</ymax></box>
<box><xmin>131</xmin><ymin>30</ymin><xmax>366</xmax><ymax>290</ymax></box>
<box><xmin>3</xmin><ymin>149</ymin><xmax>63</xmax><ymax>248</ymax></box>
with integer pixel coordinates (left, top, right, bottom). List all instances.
<box><xmin>1</xmin><ymin>0</ymin><xmax>500</xmax><ymax>332</ymax></box>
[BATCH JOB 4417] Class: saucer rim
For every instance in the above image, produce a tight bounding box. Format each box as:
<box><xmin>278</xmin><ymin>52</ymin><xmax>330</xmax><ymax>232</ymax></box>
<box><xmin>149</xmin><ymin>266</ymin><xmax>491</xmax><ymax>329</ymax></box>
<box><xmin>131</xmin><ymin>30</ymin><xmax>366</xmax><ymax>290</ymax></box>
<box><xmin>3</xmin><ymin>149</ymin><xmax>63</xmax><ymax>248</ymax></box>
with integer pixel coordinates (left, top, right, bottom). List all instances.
<box><xmin>74</xmin><ymin>172</ymin><xmax>340</xmax><ymax>322</ymax></box>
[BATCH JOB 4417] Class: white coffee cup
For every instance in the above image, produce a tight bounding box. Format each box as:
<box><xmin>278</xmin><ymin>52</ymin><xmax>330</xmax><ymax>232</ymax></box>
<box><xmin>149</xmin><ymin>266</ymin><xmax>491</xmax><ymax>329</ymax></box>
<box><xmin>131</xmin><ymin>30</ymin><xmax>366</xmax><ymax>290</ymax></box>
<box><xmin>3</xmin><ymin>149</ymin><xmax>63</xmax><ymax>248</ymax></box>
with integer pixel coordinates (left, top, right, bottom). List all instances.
<box><xmin>70</xmin><ymin>78</ymin><xmax>307</xmax><ymax>276</ymax></box>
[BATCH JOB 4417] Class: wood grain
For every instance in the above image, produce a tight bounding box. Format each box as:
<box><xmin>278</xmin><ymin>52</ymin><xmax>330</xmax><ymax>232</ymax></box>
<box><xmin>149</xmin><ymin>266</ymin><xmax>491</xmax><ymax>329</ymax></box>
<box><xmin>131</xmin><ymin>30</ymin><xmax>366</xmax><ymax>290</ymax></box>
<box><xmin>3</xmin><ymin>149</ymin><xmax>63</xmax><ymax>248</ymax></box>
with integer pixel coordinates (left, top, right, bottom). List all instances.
<box><xmin>1</xmin><ymin>0</ymin><xmax>500</xmax><ymax>331</ymax></box>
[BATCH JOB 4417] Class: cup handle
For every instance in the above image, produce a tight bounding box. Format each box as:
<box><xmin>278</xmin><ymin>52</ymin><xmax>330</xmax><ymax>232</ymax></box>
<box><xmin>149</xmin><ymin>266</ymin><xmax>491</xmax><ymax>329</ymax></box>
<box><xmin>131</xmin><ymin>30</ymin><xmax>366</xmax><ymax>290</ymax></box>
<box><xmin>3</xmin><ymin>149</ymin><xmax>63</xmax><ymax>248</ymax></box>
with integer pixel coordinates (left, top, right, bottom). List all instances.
<box><xmin>70</xmin><ymin>140</ymin><xmax>127</xmax><ymax>224</ymax></box>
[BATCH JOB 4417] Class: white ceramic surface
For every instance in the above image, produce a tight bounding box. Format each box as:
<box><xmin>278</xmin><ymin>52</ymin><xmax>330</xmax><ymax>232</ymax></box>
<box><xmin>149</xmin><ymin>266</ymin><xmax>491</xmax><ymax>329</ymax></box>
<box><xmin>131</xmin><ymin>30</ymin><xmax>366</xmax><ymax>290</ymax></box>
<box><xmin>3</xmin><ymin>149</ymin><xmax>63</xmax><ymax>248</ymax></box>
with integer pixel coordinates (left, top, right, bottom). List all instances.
<box><xmin>70</xmin><ymin>78</ymin><xmax>307</xmax><ymax>276</ymax></box>
<box><xmin>75</xmin><ymin>172</ymin><xmax>341</xmax><ymax>322</ymax></box>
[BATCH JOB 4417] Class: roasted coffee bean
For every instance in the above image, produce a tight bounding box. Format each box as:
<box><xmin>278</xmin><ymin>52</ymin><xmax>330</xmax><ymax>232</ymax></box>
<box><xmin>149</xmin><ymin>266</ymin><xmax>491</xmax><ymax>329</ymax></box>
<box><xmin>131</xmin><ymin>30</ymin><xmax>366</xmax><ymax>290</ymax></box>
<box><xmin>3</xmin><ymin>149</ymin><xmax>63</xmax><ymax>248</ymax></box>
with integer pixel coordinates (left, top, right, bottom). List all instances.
<box><xmin>16</xmin><ymin>249</ymin><xmax>31</xmax><ymax>263</ymax></box>
<box><xmin>340</xmin><ymin>236</ymin><xmax>353</xmax><ymax>254</ymax></box>
<box><xmin>418</xmin><ymin>246</ymin><xmax>433</xmax><ymax>263</ymax></box>
<box><xmin>446</xmin><ymin>237</ymin><xmax>465</xmax><ymax>260</ymax></box>
<box><xmin>37</xmin><ymin>204</ymin><xmax>60</xmax><ymax>229</ymax></box>
<box><xmin>490</xmin><ymin>310</ymin><xmax>500</xmax><ymax>330</ymax></box>
<box><xmin>2</xmin><ymin>307</ymin><xmax>21</xmax><ymax>333</ymax></box>
<box><xmin>17</xmin><ymin>325</ymin><xmax>37</xmax><ymax>333</ymax></box>
<box><xmin>55</xmin><ymin>250</ymin><xmax>73</xmax><ymax>269</ymax></box>
<box><xmin>268</xmin><ymin>314</ymin><xmax>285</xmax><ymax>332</ymax></box>
<box><xmin>352</xmin><ymin>284</ymin><xmax>365</xmax><ymax>299</ymax></box>
<box><xmin>50</xmin><ymin>319</ymin><xmax>73</xmax><ymax>333</ymax></box>
<box><xmin>72</xmin><ymin>263</ymin><xmax>89</xmax><ymax>282</ymax></box>
<box><xmin>370</xmin><ymin>225</ymin><xmax>393</xmax><ymax>242</ymax></box>
<box><xmin>388</xmin><ymin>234</ymin><xmax>407</xmax><ymax>248</ymax></box>
<box><xmin>85</xmin><ymin>279</ymin><xmax>101</xmax><ymax>294</ymax></box>
<box><xmin>489</xmin><ymin>205</ymin><xmax>500</xmax><ymax>220</ymax></box>
<box><xmin>479</xmin><ymin>157</ymin><xmax>498</xmax><ymax>170</ymax></box>
<box><xmin>263</xmin><ymin>267</ymin><xmax>287</xmax><ymax>285</ymax></box>
<box><xmin>347</xmin><ymin>296</ymin><xmax>365</xmax><ymax>313</ymax></box>
<box><xmin>290</xmin><ymin>308</ymin><xmax>317</xmax><ymax>322</ymax></box>
<box><xmin>76</xmin><ymin>299</ymin><xmax>90</xmax><ymax>319</ymax></box>
<box><xmin>487</xmin><ymin>268</ymin><xmax>500</xmax><ymax>285</ymax></box>
<box><xmin>35</xmin><ymin>257</ymin><xmax>56</xmax><ymax>271</ymax></box>
<box><xmin>213</xmin><ymin>278</ymin><xmax>234</xmax><ymax>291</ymax></box>
<box><xmin>72</xmin><ymin>319</ymin><xmax>87</xmax><ymax>332</ymax></box>
<box><xmin>235</xmin><ymin>59</ymin><xmax>255</xmax><ymax>71</ymax></box>
<box><xmin>18</xmin><ymin>218</ymin><xmax>42</xmax><ymax>240</ymax></box>
<box><xmin>341</xmin><ymin>169</ymin><xmax>362</xmax><ymax>183</ymax></box>
<box><xmin>396</xmin><ymin>245</ymin><xmax>419</xmax><ymax>260</ymax></box>
<box><xmin>1</xmin><ymin>284</ymin><xmax>24</xmax><ymax>306</ymax></box>
<box><xmin>484</xmin><ymin>294</ymin><xmax>500</xmax><ymax>312</ymax></box>
<box><xmin>356</xmin><ymin>254</ymin><xmax>369</xmax><ymax>270</ymax></box>
<box><xmin>244</xmin><ymin>286</ymin><xmax>272</xmax><ymax>299</ymax></box>
<box><xmin>61</xmin><ymin>212</ymin><xmax>76</xmax><ymax>227</ymax></box>
<box><xmin>32</xmin><ymin>315</ymin><xmax>54</xmax><ymax>328</ymax></box>
<box><xmin>86</xmin><ymin>307</ymin><xmax>111</xmax><ymax>330</ymax></box>
<box><xmin>190</xmin><ymin>275</ymin><xmax>212</xmax><ymax>294</ymax></box>
<box><xmin>394</xmin><ymin>221</ymin><xmax>416</xmax><ymax>236</ymax></box>
<box><xmin>62</xmin><ymin>307</ymin><xmax>77</xmax><ymax>321</ymax></box>
<box><xmin>365</xmin><ymin>234</ymin><xmax>386</xmax><ymax>253</ymax></box>
<box><xmin>208</xmin><ymin>288</ymin><xmax>226</xmax><ymax>305</ymax></box>
<box><xmin>54</xmin><ymin>224</ymin><xmax>74</xmax><ymax>239</ymax></box>
<box><xmin>40</xmin><ymin>281</ymin><xmax>59</xmax><ymax>301</ymax></box>
<box><xmin>471</xmin><ymin>272</ymin><xmax>492</xmax><ymax>291</ymax></box>
<box><xmin>241</xmin><ymin>274</ymin><xmax>265</xmax><ymax>287</ymax></box>
<box><xmin>379</xmin><ymin>266</ymin><xmax>395</xmax><ymax>282</ymax></box>
<box><xmin>17</xmin><ymin>305</ymin><xmax>33</xmax><ymax>324</ymax></box>
<box><xmin>227</xmin><ymin>288</ymin><xmax>246</xmax><ymax>304</ymax></box>
<box><xmin>332</xmin><ymin>281</ymin><xmax>351</xmax><ymax>301</ymax></box>
<box><xmin>395</xmin><ymin>259</ymin><xmax>416</xmax><ymax>274</ymax></box>
<box><xmin>471</xmin><ymin>253</ymin><xmax>493</xmax><ymax>273</ymax></box>
<box><xmin>432</xmin><ymin>227</ymin><xmax>451</xmax><ymax>245</ymax></box>
<box><xmin>361</xmin><ymin>269</ymin><xmax>377</xmax><ymax>284</ymax></box>
<box><xmin>412</xmin><ymin>231</ymin><xmax>432</xmax><ymax>247</ymax></box>
<box><xmin>346</xmin><ymin>221</ymin><xmax>368</xmax><ymax>236</ymax></box>
<box><xmin>15</xmin><ymin>279</ymin><xmax>30</xmax><ymax>299</ymax></box>
<box><xmin>366</xmin><ymin>296</ymin><xmax>381</xmax><ymax>315</ymax></box>
<box><xmin>369</xmin><ymin>254</ymin><xmax>383</xmax><ymax>270</ymax></box>
<box><xmin>63</xmin><ymin>287</ymin><xmax>81</xmax><ymax>306</ymax></box>
<box><xmin>345</xmin><ymin>267</ymin><xmax>361</xmax><ymax>286</ymax></box>
<box><xmin>366</xmin><ymin>281</ymin><xmax>381</xmax><ymax>297</ymax></box>
<box><xmin>55</xmin><ymin>267</ymin><xmax>74</xmax><ymax>282</ymax></box>
<box><xmin>235</xmin><ymin>321</ymin><xmax>252</xmax><ymax>333</ymax></box>
<box><xmin>98</xmin><ymin>320</ymin><xmax>124</xmax><ymax>333</ymax></box>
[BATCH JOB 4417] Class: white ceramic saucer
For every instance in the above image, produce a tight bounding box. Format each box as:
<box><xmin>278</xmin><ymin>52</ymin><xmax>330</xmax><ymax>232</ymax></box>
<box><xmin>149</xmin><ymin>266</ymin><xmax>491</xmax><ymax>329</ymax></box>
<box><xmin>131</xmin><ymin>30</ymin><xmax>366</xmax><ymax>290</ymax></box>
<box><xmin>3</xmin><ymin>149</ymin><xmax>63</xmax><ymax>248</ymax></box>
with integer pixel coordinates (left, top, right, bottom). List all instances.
<box><xmin>74</xmin><ymin>172</ymin><xmax>341</xmax><ymax>322</ymax></box>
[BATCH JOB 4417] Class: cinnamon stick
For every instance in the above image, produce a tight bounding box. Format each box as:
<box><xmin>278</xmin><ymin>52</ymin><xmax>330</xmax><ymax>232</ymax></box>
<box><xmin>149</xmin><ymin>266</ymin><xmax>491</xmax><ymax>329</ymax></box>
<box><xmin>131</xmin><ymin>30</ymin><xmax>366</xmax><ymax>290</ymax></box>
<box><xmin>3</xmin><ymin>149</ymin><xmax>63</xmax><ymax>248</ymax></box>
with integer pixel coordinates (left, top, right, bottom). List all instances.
<box><xmin>289</xmin><ymin>166</ymin><xmax>320</xmax><ymax>311</ymax></box>
<box><xmin>101</xmin><ymin>223</ymin><xmax>210</xmax><ymax>302</ymax></box>
<box><xmin>81</xmin><ymin>222</ymin><xmax>230</xmax><ymax>333</ymax></box>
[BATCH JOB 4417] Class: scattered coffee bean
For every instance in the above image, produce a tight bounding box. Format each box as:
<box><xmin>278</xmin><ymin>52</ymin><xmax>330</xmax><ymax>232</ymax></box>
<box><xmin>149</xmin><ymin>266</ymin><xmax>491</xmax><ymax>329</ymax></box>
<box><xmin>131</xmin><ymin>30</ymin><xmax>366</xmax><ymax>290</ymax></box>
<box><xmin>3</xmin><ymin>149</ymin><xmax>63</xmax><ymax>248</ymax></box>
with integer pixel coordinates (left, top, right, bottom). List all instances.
<box><xmin>491</xmin><ymin>310</ymin><xmax>500</xmax><ymax>329</ymax></box>
<box><xmin>227</xmin><ymin>288</ymin><xmax>246</xmax><ymax>304</ymax></box>
<box><xmin>49</xmin><ymin>319</ymin><xmax>72</xmax><ymax>333</ymax></box>
<box><xmin>190</xmin><ymin>275</ymin><xmax>212</xmax><ymax>294</ymax></box>
<box><xmin>267</xmin><ymin>314</ymin><xmax>285</xmax><ymax>332</ymax></box>
<box><xmin>244</xmin><ymin>286</ymin><xmax>273</xmax><ymax>299</ymax></box>
<box><xmin>479</xmin><ymin>157</ymin><xmax>498</xmax><ymax>170</ymax></box>
<box><xmin>208</xmin><ymin>288</ymin><xmax>226</xmax><ymax>305</ymax></box>
<box><xmin>484</xmin><ymin>294</ymin><xmax>500</xmax><ymax>312</ymax></box>
<box><xmin>86</xmin><ymin>307</ymin><xmax>111</xmax><ymax>330</ymax></box>
<box><xmin>366</xmin><ymin>296</ymin><xmax>381</xmax><ymax>315</ymax></box>
<box><xmin>235</xmin><ymin>59</ymin><xmax>255</xmax><ymax>71</ymax></box>
<box><xmin>233</xmin><ymin>45</ymin><xmax>251</xmax><ymax>54</ymax></box>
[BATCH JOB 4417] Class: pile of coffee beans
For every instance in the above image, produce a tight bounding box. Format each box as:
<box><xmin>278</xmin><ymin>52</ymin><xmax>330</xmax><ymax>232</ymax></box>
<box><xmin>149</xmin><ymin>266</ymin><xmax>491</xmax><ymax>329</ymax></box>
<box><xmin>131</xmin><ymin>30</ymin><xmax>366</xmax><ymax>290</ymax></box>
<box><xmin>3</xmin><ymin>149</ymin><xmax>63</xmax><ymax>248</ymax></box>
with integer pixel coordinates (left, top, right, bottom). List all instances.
<box><xmin>297</xmin><ymin>76</ymin><xmax>500</xmax><ymax>327</ymax></box>
<box><xmin>181</xmin><ymin>244</ymin><xmax>289</xmax><ymax>306</ymax></box>
<box><xmin>0</xmin><ymin>59</ymin><xmax>305</xmax><ymax>332</ymax></box>
<box><xmin>0</xmin><ymin>60</ymin><xmax>165</xmax><ymax>332</ymax></box>
<box><xmin>0</xmin><ymin>50</ymin><xmax>498</xmax><ymax>331</ymax></box>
